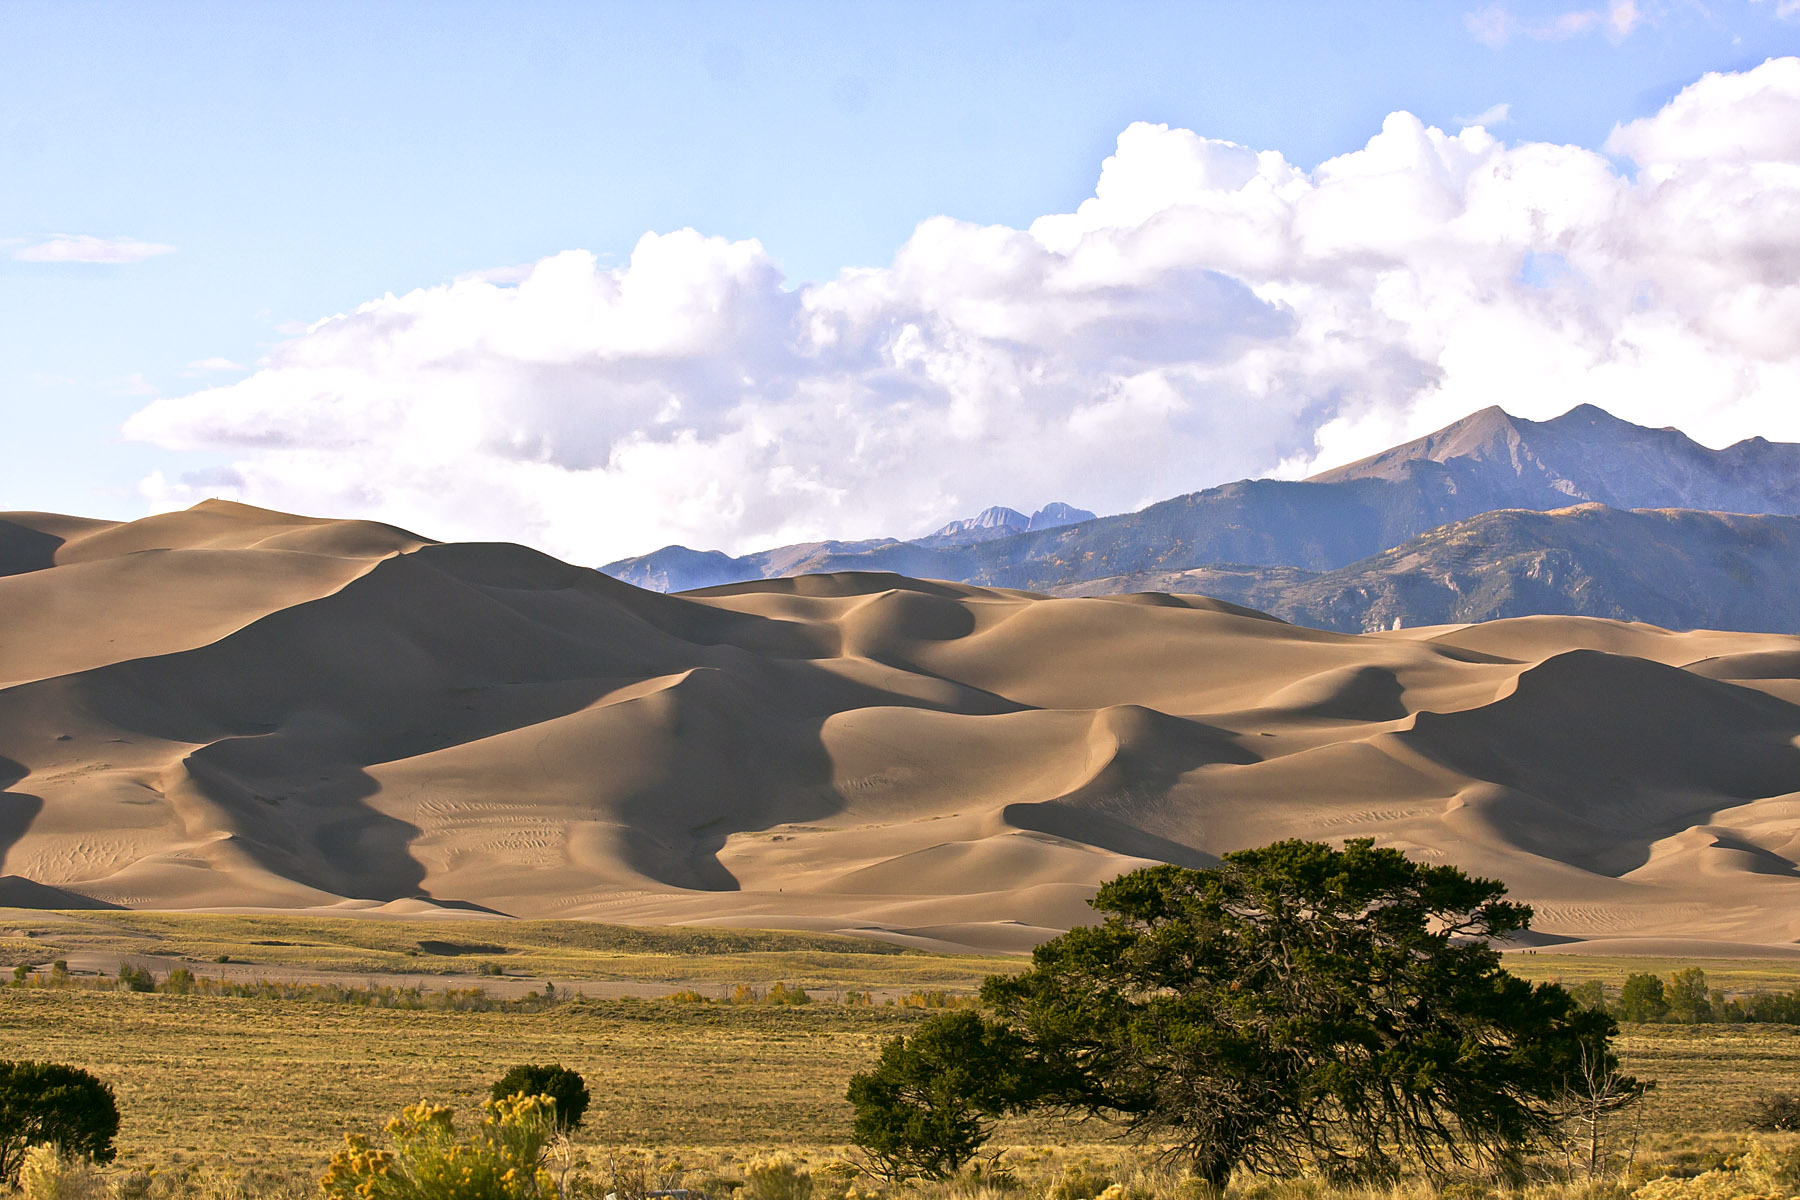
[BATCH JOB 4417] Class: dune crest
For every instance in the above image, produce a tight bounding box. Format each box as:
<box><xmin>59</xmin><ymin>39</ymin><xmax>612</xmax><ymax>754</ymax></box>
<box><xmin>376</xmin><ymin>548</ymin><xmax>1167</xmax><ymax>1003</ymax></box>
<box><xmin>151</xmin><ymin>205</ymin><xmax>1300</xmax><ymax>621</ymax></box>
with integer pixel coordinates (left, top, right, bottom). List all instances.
<box><xmin>4</xmin><ymin>502</ymin><xmax>1800</xmax><ymax>951</ymax></box>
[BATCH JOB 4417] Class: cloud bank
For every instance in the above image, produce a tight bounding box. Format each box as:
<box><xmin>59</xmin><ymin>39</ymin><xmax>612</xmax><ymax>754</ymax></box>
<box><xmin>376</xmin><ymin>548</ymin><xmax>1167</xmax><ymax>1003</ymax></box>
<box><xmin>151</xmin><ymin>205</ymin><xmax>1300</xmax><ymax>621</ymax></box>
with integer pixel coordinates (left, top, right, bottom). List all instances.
<box><xmin>15</xmin><ymin>235</ymin><xmax>175</xmax><ymax>264</ymax></box>
<box><xmin>127</xmin><ymin>58</ymin><xmax>1800</xmax><ymax>565</ymax></box>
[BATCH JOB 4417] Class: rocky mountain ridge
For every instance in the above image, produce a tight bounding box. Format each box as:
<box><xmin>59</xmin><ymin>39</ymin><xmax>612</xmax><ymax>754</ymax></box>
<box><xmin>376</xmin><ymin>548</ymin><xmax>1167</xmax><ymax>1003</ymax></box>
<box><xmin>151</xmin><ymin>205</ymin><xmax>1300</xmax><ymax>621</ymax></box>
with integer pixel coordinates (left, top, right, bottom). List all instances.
<box><xmin>602</xmin><ymin>404</ymin><xmax>1800</xmax><ymax>632</ymax></box>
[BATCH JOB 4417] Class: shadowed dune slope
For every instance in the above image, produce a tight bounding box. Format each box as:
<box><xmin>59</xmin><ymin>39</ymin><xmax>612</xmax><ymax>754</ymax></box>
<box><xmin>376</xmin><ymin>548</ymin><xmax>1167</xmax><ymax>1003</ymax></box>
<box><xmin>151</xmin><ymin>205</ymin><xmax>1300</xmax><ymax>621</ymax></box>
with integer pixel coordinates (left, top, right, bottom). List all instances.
<box><xmin>4</xmin><ymin>502</ymin><xmax>1800</xmax><ymax>950</ymax></box>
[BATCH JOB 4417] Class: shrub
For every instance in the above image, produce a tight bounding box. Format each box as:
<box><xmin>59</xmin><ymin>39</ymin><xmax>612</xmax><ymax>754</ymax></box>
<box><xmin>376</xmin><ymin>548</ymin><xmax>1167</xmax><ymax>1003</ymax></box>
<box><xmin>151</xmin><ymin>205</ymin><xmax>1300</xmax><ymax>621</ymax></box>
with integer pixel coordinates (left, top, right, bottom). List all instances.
<box><xmin>0</xmin><ymin>1061</ymin><xmax>119</xmax><ymax>1185</ymax></box>
<box><xmin>767</xmin><ymin>982</ymin><xmax>812</xmax><ymax>1006</ymax></box>
<box><xmin>1750</xmin><ymin>1091</ymin><xmax>1800</xmax><ymax>1132</ymax></box>
<box><xmin>1633</xmin><ymin>1138</ymin><xmax>1800</xmax><ymax>1200</ymax></box>
<box><xmin>490</xmin><ymin>1064</ymin><xmax>590</xmax><ymax>1133</ymax></box>
<box><xmin>1047</xmin><ymin>1164</ymin><xmax>1117</xmax><ymax>1200</ymax></box>
<box><xmin>742</xmin><ymin>1152</ymin><xmax>813</xmax><ymax>1200</ymax></box>
<box><xmin>17</xmin><ymin>1144</ymin><xmax>107</xmax><ymax>1200</ymax></box>
<box><xmin>163</xmin><ymin>967</ymin><xmax>195</xmax><ymax>995</ymax></box>
<box><xmin>665</xmin><ymin>989</ymin><xmax>711</xmax><ymax>1003</ymax></box>
<box><xmin>321</xmin><ymin>1095</ymin><xmax>560</xmax><ymax>1200</ymax></box>
<box><xmin>115</xmin><ymin>962</ymin><xmax>156</xmax><ymax>993</ymax></box>
<box><xmin>847</xmin><ymin>1011</ymin><xmax>1036</xmax><ymax>1181</ymax></box>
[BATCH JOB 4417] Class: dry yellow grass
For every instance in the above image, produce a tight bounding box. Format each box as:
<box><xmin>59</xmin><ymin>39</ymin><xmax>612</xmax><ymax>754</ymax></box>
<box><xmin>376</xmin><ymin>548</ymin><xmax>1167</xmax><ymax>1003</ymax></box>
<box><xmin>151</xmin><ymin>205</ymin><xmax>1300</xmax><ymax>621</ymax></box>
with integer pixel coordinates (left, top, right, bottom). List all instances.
<box><xmin>3</xmin><ymin>982</ymin><xmax>1798</xmax><ymax>1181</ymax></box>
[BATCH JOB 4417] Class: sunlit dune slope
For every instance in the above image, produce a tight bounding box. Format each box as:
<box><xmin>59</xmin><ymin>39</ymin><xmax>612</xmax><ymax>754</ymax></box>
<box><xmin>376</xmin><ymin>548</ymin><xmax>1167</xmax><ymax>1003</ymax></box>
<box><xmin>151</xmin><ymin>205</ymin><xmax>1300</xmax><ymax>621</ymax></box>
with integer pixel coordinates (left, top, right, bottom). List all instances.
<box><xmin>3</xmin><ymin>501</ymin><xmax>1799</xmax><ymax>952</ymax></box>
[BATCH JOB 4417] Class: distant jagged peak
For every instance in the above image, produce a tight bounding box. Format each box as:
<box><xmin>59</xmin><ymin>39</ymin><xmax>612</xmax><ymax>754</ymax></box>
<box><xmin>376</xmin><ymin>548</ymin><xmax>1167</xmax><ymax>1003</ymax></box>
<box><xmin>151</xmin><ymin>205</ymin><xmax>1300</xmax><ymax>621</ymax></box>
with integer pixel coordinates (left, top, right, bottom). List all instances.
<box><xmin>929</xmin><ymin>505</ymin><xmax>1030</xmax><ymax>538</ymax></box>
<box><xmin>921</xmin><ymin>501</ymin><xmax>1098</xmax><ymax>546</ymax></box>
<box><xmin>1027</xmin><ymin>501</ymin><xmax>1097</xmax><ymax>530</ymax></box>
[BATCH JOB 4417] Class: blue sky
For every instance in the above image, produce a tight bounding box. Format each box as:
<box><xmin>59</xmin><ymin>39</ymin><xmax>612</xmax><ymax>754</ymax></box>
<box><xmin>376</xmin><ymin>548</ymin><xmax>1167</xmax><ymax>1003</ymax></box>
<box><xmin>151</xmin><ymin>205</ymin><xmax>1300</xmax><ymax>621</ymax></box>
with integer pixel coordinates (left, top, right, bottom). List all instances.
<box><xmin>4</xmin><ymin>1</ymin><xmax>1799</xmax><ymax>558</ymax></box>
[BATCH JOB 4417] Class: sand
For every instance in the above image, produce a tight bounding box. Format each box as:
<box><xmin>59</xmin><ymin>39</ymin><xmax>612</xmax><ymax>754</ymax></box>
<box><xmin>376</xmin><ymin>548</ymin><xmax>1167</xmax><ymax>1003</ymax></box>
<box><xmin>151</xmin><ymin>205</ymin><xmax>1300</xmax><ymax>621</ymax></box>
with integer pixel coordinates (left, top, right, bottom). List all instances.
<box><xmin>2</xmin><ymin>500</ymin><xmax>1798</xmax><ymax>952</ymax></box>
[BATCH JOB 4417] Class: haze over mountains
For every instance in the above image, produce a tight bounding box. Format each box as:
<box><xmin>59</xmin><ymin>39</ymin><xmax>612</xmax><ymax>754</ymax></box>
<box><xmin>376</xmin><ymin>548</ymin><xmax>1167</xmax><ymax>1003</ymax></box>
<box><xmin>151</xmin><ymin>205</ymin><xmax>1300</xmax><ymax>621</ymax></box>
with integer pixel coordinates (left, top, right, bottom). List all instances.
<box><xmin>605</xmin><ymin>404</ymin><xmax>1800</xmax><ymax>633</ymax></box>
<box><xmin>3</xmin><ymin>500</ymin><xmax>1800</xmax><ymax>952</ymax></box>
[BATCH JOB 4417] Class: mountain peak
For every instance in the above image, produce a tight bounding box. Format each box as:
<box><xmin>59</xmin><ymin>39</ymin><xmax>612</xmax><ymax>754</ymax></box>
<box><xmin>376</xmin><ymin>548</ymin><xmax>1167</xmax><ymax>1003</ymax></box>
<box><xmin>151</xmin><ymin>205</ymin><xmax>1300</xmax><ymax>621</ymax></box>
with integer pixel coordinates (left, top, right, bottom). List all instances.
<box><xmin>918</xmin><ymin>501</ymin><xmax>1097</xmax><ymax>547</ymax></box>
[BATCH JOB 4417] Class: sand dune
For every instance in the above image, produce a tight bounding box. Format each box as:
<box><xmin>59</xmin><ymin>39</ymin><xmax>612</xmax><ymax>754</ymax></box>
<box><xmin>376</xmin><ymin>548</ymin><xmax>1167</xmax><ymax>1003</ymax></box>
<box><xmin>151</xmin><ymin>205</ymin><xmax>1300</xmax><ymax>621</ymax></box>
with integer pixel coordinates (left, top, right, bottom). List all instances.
<box><xmin>3</xmin><ymin>500</ymin><xmax>1800</xmax><ymax>950</ymax></box>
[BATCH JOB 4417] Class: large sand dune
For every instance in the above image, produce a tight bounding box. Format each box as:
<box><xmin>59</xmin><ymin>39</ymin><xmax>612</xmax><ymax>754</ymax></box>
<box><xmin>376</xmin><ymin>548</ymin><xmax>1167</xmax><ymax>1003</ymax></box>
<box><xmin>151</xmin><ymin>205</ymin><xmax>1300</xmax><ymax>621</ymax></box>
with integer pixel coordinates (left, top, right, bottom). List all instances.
<box><xmin>3</xmin><ymin>501</ymin><xmax>1799</xmax><ymax>952</ymax></box>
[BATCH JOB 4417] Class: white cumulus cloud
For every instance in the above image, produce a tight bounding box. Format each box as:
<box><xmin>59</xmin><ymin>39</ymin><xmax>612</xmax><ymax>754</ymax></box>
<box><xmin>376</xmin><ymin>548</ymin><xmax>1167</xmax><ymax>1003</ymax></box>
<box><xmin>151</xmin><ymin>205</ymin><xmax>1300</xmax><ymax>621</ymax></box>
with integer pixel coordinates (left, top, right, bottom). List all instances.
<box><xmin>14</xmin><ymin>234</ymin><xmax>175</xmax><ymax>264</ymax></box>
<box><xmin>126</xmin><ymin>58</ymin><xmax>1800</xmax><ymax>566</ymax></box>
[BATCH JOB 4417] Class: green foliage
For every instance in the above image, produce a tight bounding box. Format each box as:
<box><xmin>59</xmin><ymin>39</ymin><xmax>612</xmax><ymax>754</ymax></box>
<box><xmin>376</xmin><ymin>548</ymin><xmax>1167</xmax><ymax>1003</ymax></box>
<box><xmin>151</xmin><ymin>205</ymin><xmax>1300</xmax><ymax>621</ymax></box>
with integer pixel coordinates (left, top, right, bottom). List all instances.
<box><xmin>982</xmin><ymin>839</ymin><xmax>1627</xmax><ymax>1186</ymax></box>
<box><xmin>321</xmin><ymin>1095</ymin><xmax>560</xmax><ymax>1200</ymax></box>
<box><xmin>767</xmin><ymin>982</ymin><xmax>813</xmax><ymax>1006</ymax></box>
<box><xmin>1619</xmin><ymin>974</ymin><xmax>1671</xmax><ymax>1023</ymax></box>
<box><xmin>116</xmin><ymin>962</ymin><xmax>156</xmax><ymax>993</ymax></box>
<box><xmin>1733</xmin><ymin>990</ymin><xmax>1800</xmax><ymax>1023</ymax></box>
<box><xmin>1566</xmin><ymin>980</ymin><xmax>1607</xmax><ymax>1010</ymax></box>
<box><xmin>0</xmin><ymin>1060</ymin><xmax>120</xmax><ymax>1184</ymax></box>
<box><xmin>846</xmin><ymin>1010</ymin><xmax>1036</xmax><ymax>1181</ymax></box>
<box><xmin>163</xmin><ymin>967</ymin><xmax>195</xmax><ymax>995</ymax></box>
<box><xmin>1665</xmin><ymin>969</ymin><xmax>1713</xmax><ymax>1024</ymax></box>
<box><xmin>490</xmin><ymin>1064</ymin><xmax>590</xmax><ymax>1133</ymax></box>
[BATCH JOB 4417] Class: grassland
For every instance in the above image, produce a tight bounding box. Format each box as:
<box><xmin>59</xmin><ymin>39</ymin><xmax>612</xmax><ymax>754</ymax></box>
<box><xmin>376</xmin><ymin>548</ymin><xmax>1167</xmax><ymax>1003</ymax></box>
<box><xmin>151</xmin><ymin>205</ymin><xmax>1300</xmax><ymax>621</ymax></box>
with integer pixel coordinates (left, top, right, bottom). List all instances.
<box><xmin>6</xmin><ymin>915</ymin><xmax>1800</xmax><ymax>1190</ymax></box>
<box><xmin>1503</xmin><ymin>954</ymin><xmax>1800</xmax><ymax>995</ymax></box>
<box><xmin>4</xmin><ymin>982</ymin><xmax>1800</xmax><ymax>1178</ymax></box>
<box><xmin>0</xmin><ymin>910</ymin><xmax>1021</xmax><ymax>990</ymax></box>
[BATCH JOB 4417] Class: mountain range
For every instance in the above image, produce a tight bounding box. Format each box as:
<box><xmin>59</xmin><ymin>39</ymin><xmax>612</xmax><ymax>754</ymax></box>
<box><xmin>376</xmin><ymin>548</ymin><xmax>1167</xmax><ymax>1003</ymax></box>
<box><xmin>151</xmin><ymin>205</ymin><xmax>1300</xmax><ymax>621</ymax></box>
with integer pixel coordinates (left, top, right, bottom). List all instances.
<box><xmin>604</xmin><ymin>404</ymin><xmax>1800</xmax><ymax>633</ymax></box>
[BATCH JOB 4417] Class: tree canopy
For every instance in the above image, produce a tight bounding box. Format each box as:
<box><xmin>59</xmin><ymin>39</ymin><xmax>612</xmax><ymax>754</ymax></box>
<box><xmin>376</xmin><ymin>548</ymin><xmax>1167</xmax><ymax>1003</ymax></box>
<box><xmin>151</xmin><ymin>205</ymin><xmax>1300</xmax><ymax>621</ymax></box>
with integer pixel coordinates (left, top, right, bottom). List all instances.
<box><xmin>979</xmin><ymin>839</ymin><xmax>1627</xmax><ymax>1185</ymax></box>
<box><xmin>0</xmin><ymin>1060</ymin><xmax>120</xmax><ymax>1184</ymax></box>
<box><xmin>846</xmin><ymin>1010</ymin><xmax>1037</xmax><ymax>1181</ymax></box>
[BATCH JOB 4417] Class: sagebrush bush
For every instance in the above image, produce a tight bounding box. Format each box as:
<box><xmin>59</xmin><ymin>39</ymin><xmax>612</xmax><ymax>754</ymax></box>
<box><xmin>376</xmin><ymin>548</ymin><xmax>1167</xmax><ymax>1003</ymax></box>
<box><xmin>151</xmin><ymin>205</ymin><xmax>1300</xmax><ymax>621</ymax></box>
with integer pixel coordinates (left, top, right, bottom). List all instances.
<box><xmin>1047</xmin><ymin>1164</ymin><xmax>1120</xmax><ymax>1200</ymax></box>
<box><xmin>743</xmin><ymin>1151</ymin><xmax>814</xmax><ymax>1200</ymax></box>
<box><xmin>320</xmin><ymin>1094</ymin><xmax>561</xmax><ymax>1200</ymax></box>
<box><xmin>1630</xmin><ymin>1137</ymin><xmax>1800</xmax><ymax>1200</ymax></box>
<box><xmin>17</xmin><ymin>1144</ymin><xmax>107</xmax><ymax>1200</ymax></box>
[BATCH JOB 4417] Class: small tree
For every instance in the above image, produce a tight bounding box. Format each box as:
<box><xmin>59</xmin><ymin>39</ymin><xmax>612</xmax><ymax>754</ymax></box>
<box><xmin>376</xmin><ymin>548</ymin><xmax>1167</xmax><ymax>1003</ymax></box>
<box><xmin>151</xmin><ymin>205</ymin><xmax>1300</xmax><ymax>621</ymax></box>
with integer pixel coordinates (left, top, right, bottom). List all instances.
<box><xmin>1557</xmin><ymin>1037</ymin><xmax>1650</xmax><ymax>1179</ymax></box>
<box><xmin>1665</xmin><ymin>968</ymin><xmax>1712</xmax><ymax>1023</ymax></box>
<box><xmin>982</xmin><ymin>840</ymin><xmax>1630</xmax><ymax>1186</ymax></box>
<box><xmin>1618</xmin><ymin>974</ymin><xmax>1669</xmax><ymax>1022</ymax></box>
<box><xmin>490</xmin><ymin>1064</ymin><xmax>589</xmax><ymax>1133</ymax></box>
<box><xmin>0</xmin><ymin>1061</ymin><xmax>120</xmax><ymax>1184</ymax></box>
<box><xmin>846</xmin><ymin>1010</ymin><xmax>1035</xmax><ymax>1181</ymax></box>
<box><xmin>1566</xmin><ymin>980</ymin><xmax>1607</xmax><ymax>1010</ymax></box>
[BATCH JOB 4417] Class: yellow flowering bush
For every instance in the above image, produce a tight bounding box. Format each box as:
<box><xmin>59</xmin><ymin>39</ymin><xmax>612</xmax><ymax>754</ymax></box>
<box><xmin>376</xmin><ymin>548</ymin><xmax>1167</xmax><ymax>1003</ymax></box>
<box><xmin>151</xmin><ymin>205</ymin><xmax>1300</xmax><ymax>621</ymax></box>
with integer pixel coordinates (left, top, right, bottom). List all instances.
<box><xmin>321</xmin><ymin>1094</ymin><xmax>561</xmax><ymax>1200</ymax></box>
